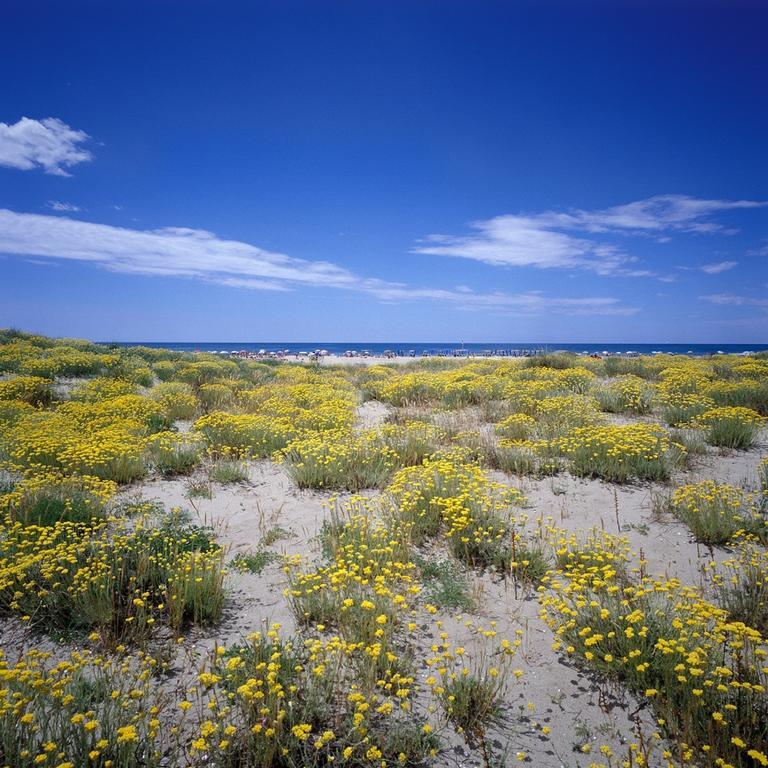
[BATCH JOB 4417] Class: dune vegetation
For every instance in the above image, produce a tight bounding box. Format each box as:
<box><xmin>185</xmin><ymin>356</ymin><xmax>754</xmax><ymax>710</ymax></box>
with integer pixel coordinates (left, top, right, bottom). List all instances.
<box><xmin>0</xmin><ymin>328</ymin><xmax>767</xmax><ymax>767</ymax></box>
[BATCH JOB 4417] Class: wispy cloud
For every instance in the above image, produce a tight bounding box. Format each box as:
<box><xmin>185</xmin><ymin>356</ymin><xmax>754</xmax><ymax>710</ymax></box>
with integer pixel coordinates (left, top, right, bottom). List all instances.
<box><xmin>0</xmin><ymin>208</ymin><xmax>634</xmax><ymax>316</ymax></box>
<box><xmin>415</xmin><ymin>195</ymin><xmax>766</xmax><ymax>276</ymax></box>
<box><xmin>356</xmin><ymin>284</ymin><xmax>637</xmax><ymax>316</ymax></box>
<box><xmin>0</xmin><ymin>117</ymin><xmax>92</xmax><ymax>176</ymax></box>
<box><xmin>48</xmin><ymin>200</ymin><xmax>82</xmax><ymax>213</ymax></box>
<box><xmin>700</xmin><ymin>260</ymin><xmax>738</xmax><ymax>274</ymax></box>
<box><xmin>700</xmin><ymin>293</ymin><xmax>768</xmax><ymax>309</ymax></box>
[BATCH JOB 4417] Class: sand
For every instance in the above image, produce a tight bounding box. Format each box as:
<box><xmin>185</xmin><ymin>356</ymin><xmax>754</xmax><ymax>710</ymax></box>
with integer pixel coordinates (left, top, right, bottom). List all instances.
<box><xmin>6</xmin><ymin>398</ymin><xmax>764</xmax><ymax>766</ymax></box>
<box><xmin>121</xmin><ymin>407</ymin><xmax>767</xmax><ymax>765</ymax></box>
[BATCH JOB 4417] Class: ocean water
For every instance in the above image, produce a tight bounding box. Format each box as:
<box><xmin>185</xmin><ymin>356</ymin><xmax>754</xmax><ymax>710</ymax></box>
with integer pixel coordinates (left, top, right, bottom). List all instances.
<box><xmin>107</xmin><ymin>342</ymin><xmax>768</xmax><ymax>356</ymax></box>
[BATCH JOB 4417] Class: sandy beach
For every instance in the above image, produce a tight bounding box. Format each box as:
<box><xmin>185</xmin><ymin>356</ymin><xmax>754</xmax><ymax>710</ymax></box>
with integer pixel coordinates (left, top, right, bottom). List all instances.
<box><xmin>3</xmin><ymin>330</ymin><xmax>767</xmax><ymax>768</ymax></box>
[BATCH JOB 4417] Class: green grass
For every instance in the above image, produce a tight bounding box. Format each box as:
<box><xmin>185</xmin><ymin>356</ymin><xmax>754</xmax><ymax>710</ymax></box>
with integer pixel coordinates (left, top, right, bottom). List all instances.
<box><xmin>7</xmin><ymin>477</ymin><xmax>111</xmax><ymax>527</ymax></box>
<box><xmin>712</xmin><ymin>556</ymin><xmax>768</xmax><ymax>633</ymax></box>
<box><xmin>671</xmin><ymin>489</ymin><xmax>767</xmax><ymax>546</ymax></box>
<box><xmin>185</xmin><ymin>476</ymin><xmax>212</xmax><ymax>499</ymax></box>
<box><xmin>704</xmin><ymin>419</ymin><xmax>760</xmax><ymax>450</ymax></box>
<box><xmin>210</xmin><ymin>458</ymin><xmax>250</xmax><ymax>483</ymax></box>
<box><xmin>12</xmin><ymin>492</ymin><xmax>102</xmax><ymax>526</ymax></box>
<box><xmin>670</xmin><ymin>428</ymin><xmax>708</xmax><ymax>458</ymax></box>
<box><xmin>511</xmin><ymin>538</ymin><xmax>552</xmax><ymax>586</ymax></box>
<box><xmin>230</xmin><ymin>549</ymin><xmax>279</xmax><ymax>574</ymax></box>
<box><xmin>261</xmin><ymin>525</ymin><xmax>291</xmax><ymax>546</ymax></box>
<box><xmin>414</xmin><ymin>555</ymin><xmax>474</xmax><ymax>610</ymax></box>
<box><xmin>146</xmin><ymin>436</ymin><xmax>202</xmax><ymax>477</ymax></box>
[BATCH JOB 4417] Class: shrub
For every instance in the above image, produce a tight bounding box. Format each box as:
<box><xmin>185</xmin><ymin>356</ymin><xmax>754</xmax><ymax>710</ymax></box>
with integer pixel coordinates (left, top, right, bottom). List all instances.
<box><xmin>659</xmin><ymin>392</ymin><xmax>714</xmax><ymax>426</ymax></box>
<box><xmin>594</xmin><ymin>375</ymin><xmax>655</xmax><ymax>414</ymax></box>
<box><xmin>428</xmin><ymin>625</ymin><xmax>520</xmax><ymax>759</ymax></box>
<box><xmin>388</xmin><ymin>455</ymin><xmax>526</xmax><ymax>571</ymax></box>
<box><xmin>60</xmin><ymin>393</ymin><xmax>168</xmax><ymax>430</ymax></box>
<box><xmin>286</xmin><ymin>500</ymin><xmax>416</xmax><ymax>670</ymax></box>
<box><xmin>0</xmin><ymin>648</ymin><xmax>167</xmax><ymax>768</ymax></box>
<box><xmin>198</xmin><ymin>382</ymin><xmax>235</xmax><ymax>411</ymax></box>
<box><xmin>706</xmin><ymin>535</ymin><xmax>768</xmax><ymax>633</ymax></box>
<box><xmin>495</xmin><ymin>438</ymin><xmax>561</xmax><ymax>477</ymax></box>
<box><xmin>199</xmin><ymin>625</ymin><xmax>439</xmax><ymax>768</ymax></box>
<box><xmin>534</xmin><ymin>394</ymin><xmax>604</xmax><ymax>439</ymax></box>
<box><xmin>195</xmin><ymin>411</ymin><xmax>296</xmax><ymax>457</ymax></box>
<box><xmin>696</xmin><ymin>406</ymin><xmax>764</xmax><ymax>449</ymax></box>
<box><xmin>707</xmin><ymin>378</ymin><xmax>768</xmax><ymax>416</ymax></box>
<box><xmin>282</xmin><ymin>429</ymin><xmax>397</xmax><ymax>491</ymax></box>
<box><xmin>0</xmin><ymin>515</ymin><xmax>224</xmax><ymax>639</ymax></box>
<box><xmin>2</xmin><ymin>472</ymin><xmax>116</xmax><ymax>526</ymax></box>
<box><xmin>210</xmin><ymin>458</ymin><xmax>250</xmax><ymax>483</ymax></box>
<box><xmin>0</xmin><ymin>375</ymin><xmax>53</xmax><ymax>406</ymax></box>
<box><xmin>670</xmin><ymin>480</ymin><xmax>767</xmax><ymax>545</ymax></box>
<box><xmin>150</xmin><ymin>381</ymin><xmax>198</xmax><ymax>420</ymax></box>
<box><xmin>496</xmin><ymin>413</ymin><xmax>536</xmax><ymax>441</ymax></box>
<box><xmin>376</xmin><ymin>372</ymin><xmax>442</xmax><ymax>406</ymax></box>
<box><xmin>376</xmin><ymin>421</ymin><xmax>445</xmax><ymax>467</ymax></box>
<box><xmin>556</xmin><ymin>423</ymin><xmax>674</xmax><ymax>482</ymax></box>
<box><xmin>0</xmin><ymin>398</ymin><xmax>34</xmax><ymax>427</ymax></box>
<box><xmin>524</xmin><ymin>352</ymin><xmax>576</xmax><ymax>370</ymax></box>
<box><xmin>6</xmin><ymin>411</ymin><xmax>148</xmax><ymax>484</ymax></box>
<box><xmin>670</xmin><ymin>427</ymin><xmax>708</xmax><ymax>458</ymax></box>
<box><xmin>510</xmin><ymin>536</ymin><xmax>552</xmax><ymax>586</ymax></box>
<box><xmin>543</xmin><ymin>534</ymin><xmax>768</xmax><ymax>768</ymax></box>
<box><xmin>146</xmin><ymin>431</ymin><xmax>203</xmax><ymax>476</ymax></box>
<box><xmin>68</xmin><ymin>377</ymin><xmax>136</xmax><ymax>402</ymax></box>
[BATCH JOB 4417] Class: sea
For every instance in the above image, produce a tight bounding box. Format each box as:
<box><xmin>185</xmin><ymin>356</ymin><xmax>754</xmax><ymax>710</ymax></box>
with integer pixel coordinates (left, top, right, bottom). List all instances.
<box><xmin>107</xmin><ymin>342</ymin><xmax>768</xmax><ymax>357</ymax></box>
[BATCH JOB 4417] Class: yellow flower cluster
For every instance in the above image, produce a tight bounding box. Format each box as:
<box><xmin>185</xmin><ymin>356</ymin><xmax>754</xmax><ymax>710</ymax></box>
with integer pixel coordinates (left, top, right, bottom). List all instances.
<box><xmin>1</xmin><ymin>471</ymin><xmax>116</xmax><ymax>526</ymax></box>
<box><xmin>0</xmin><ymin>514</ymin><xmax>224</xmax><ymax>638</ymax></box>
<box><xmin>657</xmin><ymin>390</ymin><xmax>715</xmax><ymax>426</ymax></box>
<box><xmin>0</xmin><ymin>375</ymin><xmax>53</xmax><ymax>405</ymax></box>
<box><xmin>285</xmin><ymin>499</ymin><xmax>418</xmax><ymax>655</ymax></box>
<box><xmin>0</xmin><ymin>647</ymin><xmax>165</xmax><ymax>768</ymax></box>
<box><xmin>697</xmin><ymin>406</ymin><xmax>764</xmax><ymax>426</ymax></box>
<box><xmin>542</xmin><ymin>532</ymin><xmax>768</xmax><ymax>768</ymax></box>
<box><xmin>5</xmin><ymin>409</ymin><xmax>148</xmax><ymax>483</ymax></box>
<box><xmin>184</xmin><ymin>623</ymin><xmax>441</xmax><ymax>767</ymax></box>
<box><xmin>282</xmin><ymin>428</ymin><xmax>398</xmax><ymax>490</ymax></box>
<box><xmin>594</xmin><ymin>374</ymin><xmax>656</xmax><ymax>414</ymax></box>
<box><xmin>556</xmin><ymin>422</ymin><xmax>676</xmax><ymax>482</ymax></box>
<box><xmin>496</xmin><ymin>413</ymin><xmax>537</xmax><ymax>441</ymax></box>
<box><xmin>534</xmin><ymin>393</ymin><xmax>604</xmax><ymax>438</ymax></box>
<box><xmin>368</xmin><ymin>361</ymin><xmax>596</xmax><ymax>408</ymax></box>
<box><xmin>670</xmin><ymin>480</ymin><xmax>766</xmax><ymax>545</ymax></box>
<box><xmin>68</xmin><ymin>377</ymin><xmax>136</xmax><ymax>402</ymax></box>
<box><xmin>145</xmin><ymin>430</ymin><xmax>204</xmax><ymax>475</ymax></box>
<box><xmin>696</xmin><ymin>406</ymin><xmax>764</xmax><ymax>449</ymax></box>
<box><xmin>389</xmin><ymin>454</ymin><xmax>526</xmax><ymax>568</ymax></box>
<box><xmin>195</xmin><ymin>380</ymin><xmax>356</xmax><ymax>458</ymax></box>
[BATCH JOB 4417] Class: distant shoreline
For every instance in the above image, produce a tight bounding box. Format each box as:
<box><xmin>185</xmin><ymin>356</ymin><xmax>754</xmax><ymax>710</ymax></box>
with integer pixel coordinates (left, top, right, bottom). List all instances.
<box><xmin>102</xmin><ymin>342</ymin><xmax>768</xmax><ymax>358</ymax></box>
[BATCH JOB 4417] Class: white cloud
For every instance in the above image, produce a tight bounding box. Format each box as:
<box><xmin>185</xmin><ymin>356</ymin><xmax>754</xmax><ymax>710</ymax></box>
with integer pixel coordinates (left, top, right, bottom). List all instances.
<box><xmin>0</xmin><ymin>208</ymin><xmax>634</xmax><ymax>317</ymax></box>
<box><xmin>535</xmin><ymin>195</ymin><xmax>765</xmax><ymax>235</ymax></box>
<box><xmin>700</xmin><ymin>260</ymin><xmax>737</xmax><ymax>274</ymax></box>
<box><xmin>415</xmin><ymin>195</ymin><xmax>766</xmax><ymax>276</ymax></box>
<box><xmin>416</xmin><ymin>215</ymin><xmax>633</xmax><ymax>275</ymax></box>
<box><xmin>364</xmin><ymin>285</ymin><xmax>637</xmax><ymax>316</ymax></box>
<box><xmin>48</xmin><ymin>200</ymin><xmax>81</xmax><ymax>212</ymax></box>
<box><xmin>0</xmin><ymin>117</ymin><xmax>92</xmax><ymax>176</ymax></box>
<box><xmin>700</xmin><ymin>293</ymin><xmax>768</xmax><ymax>309</ymax></box>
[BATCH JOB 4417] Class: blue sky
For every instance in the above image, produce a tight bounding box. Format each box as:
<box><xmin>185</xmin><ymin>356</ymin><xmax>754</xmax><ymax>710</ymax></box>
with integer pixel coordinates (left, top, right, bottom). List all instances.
<box><xmin>0</xmin><ymin>1</ymin><xmax>766</xmax><ymax>343</ymax></box>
